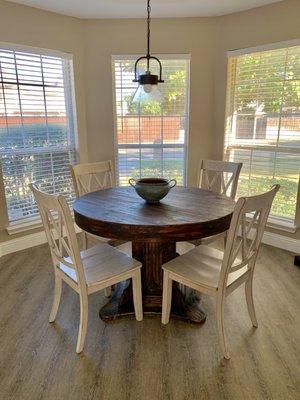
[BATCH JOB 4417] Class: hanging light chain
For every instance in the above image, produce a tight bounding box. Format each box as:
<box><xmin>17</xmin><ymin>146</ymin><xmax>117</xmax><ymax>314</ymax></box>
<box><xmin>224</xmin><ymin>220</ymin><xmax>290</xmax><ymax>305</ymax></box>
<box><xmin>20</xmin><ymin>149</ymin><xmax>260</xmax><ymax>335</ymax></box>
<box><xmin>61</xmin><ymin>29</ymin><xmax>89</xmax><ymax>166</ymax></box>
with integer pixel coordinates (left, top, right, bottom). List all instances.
<box><xmin>133</xmin><ymin>0</ymin><xmax>164</xmax><ymax>86</ymax></box>
<box><xmin>147</xmin><ymin>0</ymin><xmax>151</xmax><ymax>69</ymax></box>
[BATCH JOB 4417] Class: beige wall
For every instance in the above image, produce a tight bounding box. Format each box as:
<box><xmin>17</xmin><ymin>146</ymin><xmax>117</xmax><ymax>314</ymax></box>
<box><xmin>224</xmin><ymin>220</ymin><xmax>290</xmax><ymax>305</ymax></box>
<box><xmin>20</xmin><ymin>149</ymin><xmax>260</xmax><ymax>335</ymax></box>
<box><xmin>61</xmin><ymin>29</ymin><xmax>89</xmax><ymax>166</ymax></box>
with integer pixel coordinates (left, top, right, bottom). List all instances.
<box><xmin>82</xmin><ymin>17</ymin><xmax>218</xmax><ymax>185</ymax></box>
<box><xmin>214</xmin><ymin>0</ymin><xmax>300</xmax><ymax>238</ymax></box>
<box><xmin>0</xmin><ymin>0</ymin><xmax>299</xmax><ymax>243</ymax></box>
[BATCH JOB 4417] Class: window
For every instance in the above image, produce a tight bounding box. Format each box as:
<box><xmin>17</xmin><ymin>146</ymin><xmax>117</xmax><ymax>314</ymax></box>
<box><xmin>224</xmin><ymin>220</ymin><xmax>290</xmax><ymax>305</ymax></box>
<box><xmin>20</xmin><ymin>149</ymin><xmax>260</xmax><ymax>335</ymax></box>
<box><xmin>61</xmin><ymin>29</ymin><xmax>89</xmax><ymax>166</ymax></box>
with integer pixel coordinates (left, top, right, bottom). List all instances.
<box><xmin>225</xmin><ymin>43</ymin><xmax>300</xmax><ymax>223</ymax></box>
<box><xmin>0</xmin><ymin>45</ymin><xmax>77</xmax><ymax>223</ymax></box>
<box><xmin>112</xmin><ymin>55</ymin><xmax>190</xmax><ymax>186</ymax></box>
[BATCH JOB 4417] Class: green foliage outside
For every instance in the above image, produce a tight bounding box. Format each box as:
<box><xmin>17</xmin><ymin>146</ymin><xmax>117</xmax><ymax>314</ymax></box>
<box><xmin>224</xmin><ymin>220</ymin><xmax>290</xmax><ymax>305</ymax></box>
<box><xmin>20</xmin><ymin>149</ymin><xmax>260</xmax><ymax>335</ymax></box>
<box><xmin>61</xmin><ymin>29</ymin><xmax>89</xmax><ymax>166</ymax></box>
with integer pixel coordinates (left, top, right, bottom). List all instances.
<box><xmin>0</xmin><ymin>123</ymin><xmax>74</xmax><ymax>220</ymax></box>
<box><xmin>131</xmin><ymin>159</ymin><xmax>297</xmax><ymax>218</ymax></box>
<box><xmin>237</xmin><ymin>175</ymin><xmax>298</xmax><ymax>219</ymax></box>
<box><xmin>235</xmin><ymin>51</ymin><xmax>300</xmax><ymax>113</ymax></box>
<box><xmin>232</xmin><ymin>51</ymin><xmax>300</xmax><ymax>219</ymax></box>
<box><xmin>130</xmin><ymin>158</ymin><xmax>184</xmax><ymax>185</ymax></box>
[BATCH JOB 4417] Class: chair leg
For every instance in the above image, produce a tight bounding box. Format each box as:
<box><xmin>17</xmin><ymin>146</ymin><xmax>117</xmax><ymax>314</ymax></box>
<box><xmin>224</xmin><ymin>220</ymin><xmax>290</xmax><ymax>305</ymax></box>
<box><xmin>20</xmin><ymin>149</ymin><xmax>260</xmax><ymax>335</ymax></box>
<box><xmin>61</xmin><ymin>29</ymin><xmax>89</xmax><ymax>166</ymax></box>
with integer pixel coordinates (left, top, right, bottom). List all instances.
<box><xmin>216</xmin><ymin>295</ymin><xmax>230</xmax><ymax>359</ymax></box>
<box><xmin>82</xmin><ymin>232</ymin><xmax>88</xmax><ymax>250</ymax></box>
<box><xmin>76</xmin><ymin>293</ymin><xmax>89</xmax><ymax>354</ymax></box>
<box><xmin>49</xmin><ymin>272</ymin><xmax>62</xmax><ymax>323</ymax></box>
<box><xmin>104</xmin><ymin>286</ymin><xmax>112</xmax><ymax>297</ymax></box>
<box><xmin>245</xmin><ymin>274</ymin><xmax>258</xmax><ymax>328</ymax></box>
<box><xmin>161</xmin><ymin>271</ymin><xmax>173</xmax><ymax>325</ymax></box>
<box><xmin>132</xmin><ymin>269</ymin><xmax>143</xmax><ymax>321</ymax></box>
<box><xmin>223</xmin><ymin>232</ymin><xmax>228</xmax><ymax>248</ymax></box>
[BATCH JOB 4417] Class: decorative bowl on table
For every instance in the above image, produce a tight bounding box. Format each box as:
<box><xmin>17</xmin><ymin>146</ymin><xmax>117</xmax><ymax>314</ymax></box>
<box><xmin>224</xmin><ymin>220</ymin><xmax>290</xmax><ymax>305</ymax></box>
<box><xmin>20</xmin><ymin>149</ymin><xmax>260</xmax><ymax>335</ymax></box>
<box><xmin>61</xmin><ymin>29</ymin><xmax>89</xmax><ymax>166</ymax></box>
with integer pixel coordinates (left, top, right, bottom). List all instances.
<box><xmin>129</xmin><ymin>177</ymin><xmax>177</xmax><ymax>203</ymax></box>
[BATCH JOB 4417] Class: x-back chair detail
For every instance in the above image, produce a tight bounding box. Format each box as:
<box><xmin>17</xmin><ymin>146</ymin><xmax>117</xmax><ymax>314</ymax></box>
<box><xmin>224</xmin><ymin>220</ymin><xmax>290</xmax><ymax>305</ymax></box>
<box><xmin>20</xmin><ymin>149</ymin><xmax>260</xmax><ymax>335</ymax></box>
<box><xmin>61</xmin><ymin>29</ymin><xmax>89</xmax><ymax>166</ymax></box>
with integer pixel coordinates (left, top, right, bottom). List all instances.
<box><xmin>198</xmin><ymin>159</ymin><xmax>242</xmax><ymax>200</ymax></box>
<box><xmin>70</xmin><ymin>160</ymin><xmax>128</xmax><ymax>297</ymax></box>
<box><xmin>186</xmin><ymin>159</ymin><xmax>243</xmax><ymax>249</ymax></box>
<box><xmin>30</xmin><ymin>183</ymin><xmax>143</xmax><ymax>353</ymax></box>
<box><xmin>163</xmin><ymin>185</ymin><xmax>280</xmax><ymax>359</ymax></box>
<box><xmin>70</xmin><ymin>160</ymin><xmax>115</xmax><ymax>198</ymax></box>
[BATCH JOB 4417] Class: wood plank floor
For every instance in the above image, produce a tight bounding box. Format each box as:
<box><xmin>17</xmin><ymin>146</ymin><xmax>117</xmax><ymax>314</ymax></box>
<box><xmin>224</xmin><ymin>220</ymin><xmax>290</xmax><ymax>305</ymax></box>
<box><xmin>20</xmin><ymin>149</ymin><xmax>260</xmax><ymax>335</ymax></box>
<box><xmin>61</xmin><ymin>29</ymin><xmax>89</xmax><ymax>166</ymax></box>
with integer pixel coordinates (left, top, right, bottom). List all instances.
<box><xmin>0</xmin><ymin>242</ymin><xmax>299</xmax><ymax>400</ymax></box>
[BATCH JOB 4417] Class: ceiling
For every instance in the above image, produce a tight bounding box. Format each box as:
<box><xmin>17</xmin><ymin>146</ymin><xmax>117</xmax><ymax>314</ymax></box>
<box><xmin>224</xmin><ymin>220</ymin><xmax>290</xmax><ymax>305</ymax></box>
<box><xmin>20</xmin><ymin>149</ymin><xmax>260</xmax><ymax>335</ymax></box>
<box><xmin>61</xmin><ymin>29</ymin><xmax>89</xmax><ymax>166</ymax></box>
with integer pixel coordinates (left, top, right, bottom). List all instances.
<box><xmin>6</xmin><ymin>0</ymin><xmax>283</xmax><ymax>19</ymax></box>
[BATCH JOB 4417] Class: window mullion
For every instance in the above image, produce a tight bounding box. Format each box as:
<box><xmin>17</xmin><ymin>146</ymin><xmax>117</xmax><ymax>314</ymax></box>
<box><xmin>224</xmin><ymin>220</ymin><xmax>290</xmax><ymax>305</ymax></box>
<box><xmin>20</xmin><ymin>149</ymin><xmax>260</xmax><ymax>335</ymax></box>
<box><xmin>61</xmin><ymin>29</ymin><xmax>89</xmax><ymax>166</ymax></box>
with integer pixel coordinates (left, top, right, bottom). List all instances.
<box><xmin>40</xmin><ymin>55</ymin><xmax>50</xmax><ymax>146</ymax></box>
<box><xmin>160</xmin><ymin>102</ymin><xmax>163</xmax><ymax>177</ymax></box>
<box><xmin>62</xmin><ymin>59</ymin><xmax>73</xmax><ymax>147</ymax></box>
<box><xmin>138</xmin><ymin>102</ymin><xmax>142</xmax><ymax>179</ymax></box>
<box><xmin>13</xmin><ymin>51</ymin><xmax>26</xmax><ymax>148</ymax></box>
<box><xmin>0</xmin><ymin>59</ymin><xmax>10</xmax><ymax>138</ymax></box>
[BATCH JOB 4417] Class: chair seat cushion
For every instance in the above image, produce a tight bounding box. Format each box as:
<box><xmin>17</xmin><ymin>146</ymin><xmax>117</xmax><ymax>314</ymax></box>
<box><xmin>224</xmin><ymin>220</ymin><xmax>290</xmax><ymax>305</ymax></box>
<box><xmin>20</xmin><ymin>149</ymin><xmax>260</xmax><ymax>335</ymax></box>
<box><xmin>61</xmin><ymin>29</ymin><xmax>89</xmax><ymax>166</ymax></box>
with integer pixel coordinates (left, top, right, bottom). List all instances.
<box><xmin>163</xmin><ymin>245</ymin><xmax>247</xmax><ymax>289</ymax></box>
<box><xmin>59</xmin><ymin>243</ymin><xmax>141</xmax><ymax>287</ymax></box>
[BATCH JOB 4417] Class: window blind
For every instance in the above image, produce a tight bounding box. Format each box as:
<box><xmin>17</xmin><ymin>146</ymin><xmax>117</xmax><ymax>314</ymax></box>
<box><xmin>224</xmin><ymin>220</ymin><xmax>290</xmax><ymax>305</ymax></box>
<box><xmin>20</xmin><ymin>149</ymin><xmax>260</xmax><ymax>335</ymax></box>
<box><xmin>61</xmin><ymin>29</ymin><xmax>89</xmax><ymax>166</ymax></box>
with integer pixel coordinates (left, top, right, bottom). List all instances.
<box><xmin>225</xmin><ymin>45</ymin><xmax>300</xmax><ymax>221</ymax></box>
<box><xmin>113</xmin><ymin>56</ymin><xmax>190</xmax><ymax>186</ymax></box>
<box><xmin>0</xmin><ymin>46</ymin><xmax>77</xmax><ymax>222</ymax></box>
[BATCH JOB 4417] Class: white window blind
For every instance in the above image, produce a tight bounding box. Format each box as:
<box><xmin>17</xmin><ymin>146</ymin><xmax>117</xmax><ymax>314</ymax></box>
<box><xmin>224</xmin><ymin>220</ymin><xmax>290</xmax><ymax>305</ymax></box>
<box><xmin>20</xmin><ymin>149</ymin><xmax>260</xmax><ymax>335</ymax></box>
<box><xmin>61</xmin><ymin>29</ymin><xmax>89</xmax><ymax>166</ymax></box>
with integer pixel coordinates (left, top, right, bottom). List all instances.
<box><xmin>112</xmin><ymin>55</ymin><xmax>190</xmax><ymax>186</ymax></box>
<box><xmin>0</xmin><ymin>46</ymin><xmax>77</xmax><ymax>223</ymax></box>
<box><xmin>225</xmin><ymin>44</ymin><xmax>300</xmax><ymax>222</ymax></box>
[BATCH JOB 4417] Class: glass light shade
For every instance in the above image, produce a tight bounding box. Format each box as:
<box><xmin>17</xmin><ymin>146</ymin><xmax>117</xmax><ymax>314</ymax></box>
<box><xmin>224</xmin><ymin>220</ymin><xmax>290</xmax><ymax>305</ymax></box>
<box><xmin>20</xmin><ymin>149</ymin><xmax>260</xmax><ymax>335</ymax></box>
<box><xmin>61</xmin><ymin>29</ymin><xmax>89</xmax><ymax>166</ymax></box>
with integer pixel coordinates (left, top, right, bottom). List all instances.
<box><xmin>132</xmin><ymin>84</ymin><xmax>164</xmax><ymax>103</ymax></box>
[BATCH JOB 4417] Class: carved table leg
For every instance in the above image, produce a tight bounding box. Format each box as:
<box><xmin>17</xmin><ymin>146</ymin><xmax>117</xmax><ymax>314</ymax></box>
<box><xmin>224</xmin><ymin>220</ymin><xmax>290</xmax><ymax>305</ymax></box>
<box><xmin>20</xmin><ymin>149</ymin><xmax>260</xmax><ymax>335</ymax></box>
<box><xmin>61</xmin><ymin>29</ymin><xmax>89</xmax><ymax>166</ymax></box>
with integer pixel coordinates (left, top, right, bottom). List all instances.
<box><xmin>99</xmin><ymin>241</ymin><xmax>206</xmax><ymax>324</ymax></box>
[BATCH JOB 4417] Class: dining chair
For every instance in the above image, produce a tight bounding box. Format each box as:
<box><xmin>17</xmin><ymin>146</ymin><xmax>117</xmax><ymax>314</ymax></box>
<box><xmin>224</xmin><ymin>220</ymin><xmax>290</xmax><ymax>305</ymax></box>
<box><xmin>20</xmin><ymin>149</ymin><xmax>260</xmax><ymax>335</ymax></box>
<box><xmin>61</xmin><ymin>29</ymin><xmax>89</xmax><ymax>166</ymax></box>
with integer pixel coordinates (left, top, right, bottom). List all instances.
<box><xmin>70</xmin><ymin>160</ymin><xmax>118</xmax><ymax>248</ymax></box>
<box><xmin>30</xmin><ymin>183</ymin><xmax>143</xmax><ymax>354</ymax></box>
<box><xmin>70</xmin><ymin>160</ymin><xmax>127</xmax><ymax>296</ymax></box>
<box><xmin>197</xmin><ymin>159</ymin><xmax>242</xmax><ymax>199</ymax></box>
<box><xmin>162</xmin><ymin>185</ymin><xmax>280</xmax><ymax>359</ymax></box>
<box><xmin>70</xmin><ymin>160</ymin><xmax>115</xmax><ymax>198</ymax></box>
<box><xmin>188</xmin><ymin>159</ymin><xmax>243</xmax><ymax>249</ymax></box>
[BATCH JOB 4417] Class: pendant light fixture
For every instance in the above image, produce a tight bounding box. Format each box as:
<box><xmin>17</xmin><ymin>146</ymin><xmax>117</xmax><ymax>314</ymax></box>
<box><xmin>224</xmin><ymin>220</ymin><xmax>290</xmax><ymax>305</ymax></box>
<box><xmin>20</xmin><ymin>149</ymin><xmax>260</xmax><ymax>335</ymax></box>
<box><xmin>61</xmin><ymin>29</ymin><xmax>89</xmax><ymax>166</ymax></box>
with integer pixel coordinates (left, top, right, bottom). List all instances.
<box><xmin>132</xmin><ymin>0</ymin><xmax>164</xmax><ymax>103</ymax></box>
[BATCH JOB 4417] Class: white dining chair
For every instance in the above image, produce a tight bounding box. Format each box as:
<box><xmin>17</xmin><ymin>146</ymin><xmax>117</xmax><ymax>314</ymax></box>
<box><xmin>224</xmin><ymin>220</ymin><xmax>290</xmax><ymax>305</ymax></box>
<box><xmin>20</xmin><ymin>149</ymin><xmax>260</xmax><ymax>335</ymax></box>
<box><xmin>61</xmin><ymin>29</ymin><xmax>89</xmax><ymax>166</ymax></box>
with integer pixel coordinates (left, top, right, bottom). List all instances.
<box><xmin>70</xmin><ymin>160</ymin><xmax>123</xmax><ymax>247</ymax></box>
<box><xmin>70</xmin><ymin>160</ymin><xmax>115</xmax><ymax>198</ymax></box>
<box><xmin>197</xmin><ymin>159</ymin><xmax>242</xmax><ymax>200</ymax></box>
<box><xmin>186</xmin><ymin>159</ymin><xmax>243</xmax><ymax>249</ymax></box>
<box><xmin>162</xmin><ymin>185</ymin><xmax>279</xmax><ymax>359</ymax></box>
<box><xmin>30</xmin><ymin>183</ymin><xmax>143</xmax><ymax>354</ymax></box>
<box><xmin>70</xmin><ymin>160</ymin><xmax>128</xmax><ymax>296</ymax></box>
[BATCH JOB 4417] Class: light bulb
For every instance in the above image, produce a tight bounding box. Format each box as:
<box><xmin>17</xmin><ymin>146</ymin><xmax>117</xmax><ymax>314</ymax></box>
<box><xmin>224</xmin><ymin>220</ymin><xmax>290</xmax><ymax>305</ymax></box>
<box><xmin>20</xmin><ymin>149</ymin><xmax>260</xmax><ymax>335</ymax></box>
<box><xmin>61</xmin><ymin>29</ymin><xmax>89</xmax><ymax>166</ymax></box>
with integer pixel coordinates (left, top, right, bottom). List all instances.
<box><xmin>144</xmin><ymin>84</ymin><xmax>153</xmax><ymax>93</ymax></box>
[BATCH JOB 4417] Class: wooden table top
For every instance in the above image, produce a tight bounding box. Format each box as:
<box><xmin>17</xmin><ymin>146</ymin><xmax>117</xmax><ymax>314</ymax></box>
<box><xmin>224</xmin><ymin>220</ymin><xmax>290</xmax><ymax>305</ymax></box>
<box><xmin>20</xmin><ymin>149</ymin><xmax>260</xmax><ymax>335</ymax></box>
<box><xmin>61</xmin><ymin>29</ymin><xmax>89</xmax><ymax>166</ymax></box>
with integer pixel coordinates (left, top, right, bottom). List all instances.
<box><xmin>73</xmin><ymin>186</ymin><xmax>235</xmax><ymax>242</ymax></box>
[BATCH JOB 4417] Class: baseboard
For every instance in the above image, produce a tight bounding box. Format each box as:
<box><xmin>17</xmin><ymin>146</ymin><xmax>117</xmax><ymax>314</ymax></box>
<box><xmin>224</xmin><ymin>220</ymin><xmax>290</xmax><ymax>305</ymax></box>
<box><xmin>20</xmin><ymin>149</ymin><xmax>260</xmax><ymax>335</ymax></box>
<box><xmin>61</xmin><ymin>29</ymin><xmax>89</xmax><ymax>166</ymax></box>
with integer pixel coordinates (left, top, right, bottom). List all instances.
<box><xmin>0</xmin><ymin>226</ymin><xmax>82</xmax><ymax>258</ymax></box>
<box><xmin>0</xmin><ymin>231</ymin><xmax>47</xmax><ymax>258</ymax></box>
<box><xmin>260</xmin><ymin>230</ymin><xmax>299</xmax><ymax>254</ymax></box>
<box><xmin>0</xmin><ymin>226</ymin><xmax>298</xmax><ymax>258</ymax></box>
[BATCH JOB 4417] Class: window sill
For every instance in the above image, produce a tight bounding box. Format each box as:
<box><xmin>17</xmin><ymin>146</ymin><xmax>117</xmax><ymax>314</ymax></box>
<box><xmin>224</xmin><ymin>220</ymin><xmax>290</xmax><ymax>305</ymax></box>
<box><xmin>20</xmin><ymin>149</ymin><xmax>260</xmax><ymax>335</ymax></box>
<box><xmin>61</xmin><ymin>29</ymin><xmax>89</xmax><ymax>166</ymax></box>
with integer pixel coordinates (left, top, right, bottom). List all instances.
<box><xmin>7</xmin><ymin>217</ymin><xmax>44</xmax><ymax>235</ymax></box>
<box><xmin>266</xmin><ymin>216</ymin><xmax>298</xmax><ymax>233</ymax></box>
<box><xmin>246</xmin><ymin>214</ymin><xmax>298</xmax><ymax>234</ymax></box>
<box><xmin>6</xmin><ymin>213</ymin><xmax>80</xmax><ymax>235</ymax></box>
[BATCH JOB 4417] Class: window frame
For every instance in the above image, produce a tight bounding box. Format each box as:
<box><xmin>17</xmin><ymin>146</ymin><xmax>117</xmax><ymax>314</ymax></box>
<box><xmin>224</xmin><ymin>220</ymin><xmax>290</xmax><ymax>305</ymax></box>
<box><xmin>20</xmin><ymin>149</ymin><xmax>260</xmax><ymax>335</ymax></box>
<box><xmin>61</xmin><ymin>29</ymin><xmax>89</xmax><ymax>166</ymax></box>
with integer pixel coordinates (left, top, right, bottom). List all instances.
<box><xmin>0</xmin><ymin>42</ymin><xmax>79</xmax><ymax>230</ymax></box>
<box><xmin>111</xmin><ymin>54</ymin><xmax>191</xmax><ymax>187</ymax></box>
<box><xmin>224</xmin><ymin>40</ymin><xmax>300</xmax><ymax>229</ymax></box>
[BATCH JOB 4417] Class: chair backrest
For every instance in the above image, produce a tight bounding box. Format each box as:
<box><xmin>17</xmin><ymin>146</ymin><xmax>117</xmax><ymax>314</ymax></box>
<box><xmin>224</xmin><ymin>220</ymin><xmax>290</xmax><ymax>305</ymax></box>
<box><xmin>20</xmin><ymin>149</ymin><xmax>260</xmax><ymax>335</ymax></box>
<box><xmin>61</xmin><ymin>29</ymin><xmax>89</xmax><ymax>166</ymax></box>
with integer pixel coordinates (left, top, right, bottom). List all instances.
<box><xmin>70</xmin><ymin>160</ymin><xmax>115</xmax><ymax>197</ymax></box>
<box><xmin>218</xmin><ymin>184</ymin><xmax>280</xmax><ymax>291</ymax></box>
<box><xmin>198</xmin><ymin>159</ymin><xmax>242</xmax><ymax>200</ymax></box>
<box><xmin>30</xmin><ymin>183</ymin><xmax>86</xmax><ymax>286</ymax></box>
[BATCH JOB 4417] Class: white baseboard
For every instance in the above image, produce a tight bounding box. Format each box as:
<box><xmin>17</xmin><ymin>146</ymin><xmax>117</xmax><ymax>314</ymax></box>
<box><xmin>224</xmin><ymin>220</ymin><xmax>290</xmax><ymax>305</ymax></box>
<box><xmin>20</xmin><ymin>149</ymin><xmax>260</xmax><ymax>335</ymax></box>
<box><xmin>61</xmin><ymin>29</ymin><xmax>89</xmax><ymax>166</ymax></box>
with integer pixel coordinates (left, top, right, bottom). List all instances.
<box><xmin>0</xmin><ymin>231</ymin><xmax>47</xmax><ymax>258</ymax></box>
<box><xmin>261</xmin><ymin>230</ymin><xmax>299</xmax><ymax>254</ymax></box>
<box><xmin>0</xmin><ymin>227</ymin><xmax>298</xmax><ymax>258</ymax></box>
<box><xmin>0</xmin><ymin>226</ymin><xmax>82</xmax><ymax>258</ymax></box>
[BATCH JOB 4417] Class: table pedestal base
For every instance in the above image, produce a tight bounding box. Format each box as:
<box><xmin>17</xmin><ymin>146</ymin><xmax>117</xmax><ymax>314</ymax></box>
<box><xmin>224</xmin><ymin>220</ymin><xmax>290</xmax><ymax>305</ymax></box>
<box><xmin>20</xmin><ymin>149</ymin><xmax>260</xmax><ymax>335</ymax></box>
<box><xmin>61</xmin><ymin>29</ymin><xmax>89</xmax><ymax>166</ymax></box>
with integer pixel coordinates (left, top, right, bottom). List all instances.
<box><xmin>99</xmin><ymin>241</ymin><xmax>206</xmax><ymax>324</ymax></box>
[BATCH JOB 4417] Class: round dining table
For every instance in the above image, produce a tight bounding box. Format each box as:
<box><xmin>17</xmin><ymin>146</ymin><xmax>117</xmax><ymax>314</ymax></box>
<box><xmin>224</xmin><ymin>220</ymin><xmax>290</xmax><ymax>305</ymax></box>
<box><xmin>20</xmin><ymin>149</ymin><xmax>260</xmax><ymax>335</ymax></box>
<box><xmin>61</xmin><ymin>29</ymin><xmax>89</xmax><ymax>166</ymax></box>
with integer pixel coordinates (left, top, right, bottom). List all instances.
<box><xmin>73</xmin><ymin>186</ymin><xmax>235</xmax><ymax>324</ymax></box>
